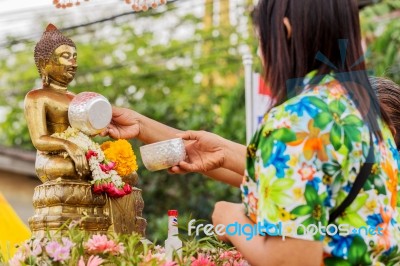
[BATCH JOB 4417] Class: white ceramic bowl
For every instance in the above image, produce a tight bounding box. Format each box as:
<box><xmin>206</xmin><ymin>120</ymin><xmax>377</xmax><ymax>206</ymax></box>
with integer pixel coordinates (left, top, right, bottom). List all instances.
<box><xmin>68</xmin><ymin>92</ymin><xmax>112</xmax><ymax>135</ymax></box>
<box><xmin>140</xmin><ymin>138</ymin><xmax>186</xmax><ymax>171</ymax></box>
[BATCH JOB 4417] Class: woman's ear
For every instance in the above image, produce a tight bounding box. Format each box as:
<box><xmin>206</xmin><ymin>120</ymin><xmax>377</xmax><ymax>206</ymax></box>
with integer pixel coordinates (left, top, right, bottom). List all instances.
<box><xmin>283</xmin><ymin>17</ymin><xmax>292</xmax><ymax>40</ymax></box>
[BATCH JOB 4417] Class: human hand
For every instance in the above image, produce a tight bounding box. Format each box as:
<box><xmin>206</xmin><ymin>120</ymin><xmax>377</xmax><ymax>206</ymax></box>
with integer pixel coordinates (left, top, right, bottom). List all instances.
<box><xmin>64</xmin><ymin>142</ymin><xmax>89</xmax><ymax>176</ymax></box>
<box><xmin>169</xmin><ymin>130</ymin><xmax>227</xmax><ymax>174</ymax></box>
<box><xmin>100</xmin><ymin>106</ymin><xmax>140</xmax><ymax>139</ymax></box>
<box><xmin>212</xmin><ymin>201</ymin><xmax>245</xmax><ymax>242</ymax></box>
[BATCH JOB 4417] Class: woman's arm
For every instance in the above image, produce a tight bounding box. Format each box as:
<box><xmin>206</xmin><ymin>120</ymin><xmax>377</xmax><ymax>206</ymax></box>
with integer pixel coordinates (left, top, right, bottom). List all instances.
<box><xmin>212</xmin><ymin>202</ymin><xmax>323</xmax><ymax>266</ymax></box>
<box><xmin>104</xmin><ymin>107</ymin><xmax>246</xmax><ymax>184</ymax></box>
<box><xmin>201</xmin><ymin>168</ymin><xmax>243</xmax><ymax>187</ymax></box>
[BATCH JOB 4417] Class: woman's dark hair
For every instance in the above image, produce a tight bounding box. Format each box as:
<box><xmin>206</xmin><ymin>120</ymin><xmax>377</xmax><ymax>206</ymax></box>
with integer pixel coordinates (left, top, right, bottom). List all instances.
<box><xmin>370</xmin><ymin>77</ymin><xmax>400</xmax><ymax>146</ymax></box>
<box><xmin>254</xmin><ymin>0</ymin><xmax>390</xmax><ymax>139</ymax></box>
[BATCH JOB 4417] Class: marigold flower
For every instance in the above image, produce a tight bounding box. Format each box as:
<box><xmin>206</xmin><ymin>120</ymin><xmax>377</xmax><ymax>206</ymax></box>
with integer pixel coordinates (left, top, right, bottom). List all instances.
<box><xmin>101</xmin><ymin>139</ymin><xmax>138</xmax><ymax>176</ymax></box>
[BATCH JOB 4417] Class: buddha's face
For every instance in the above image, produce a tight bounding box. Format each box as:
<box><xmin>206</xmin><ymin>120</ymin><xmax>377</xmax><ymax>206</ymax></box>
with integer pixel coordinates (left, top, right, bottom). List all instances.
<box><xmin>44</xmin><ymin>44</ymin><xmax>77</xmax><ymax>85</ymax></box>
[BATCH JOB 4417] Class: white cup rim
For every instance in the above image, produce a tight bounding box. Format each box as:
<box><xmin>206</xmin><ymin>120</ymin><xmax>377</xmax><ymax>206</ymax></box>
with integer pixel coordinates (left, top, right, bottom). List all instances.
<box><xmin>140</xmin><ymin>138</ymin><xmax>183</xmax><ymax>149</ymax></box>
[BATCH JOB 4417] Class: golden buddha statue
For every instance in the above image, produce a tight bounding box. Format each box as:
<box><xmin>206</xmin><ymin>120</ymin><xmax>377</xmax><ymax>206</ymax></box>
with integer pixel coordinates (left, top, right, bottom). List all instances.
<box><xmin>24</xmin><ymin>24</ymin><xmax>146</xmax><ymax>237</ymax></box>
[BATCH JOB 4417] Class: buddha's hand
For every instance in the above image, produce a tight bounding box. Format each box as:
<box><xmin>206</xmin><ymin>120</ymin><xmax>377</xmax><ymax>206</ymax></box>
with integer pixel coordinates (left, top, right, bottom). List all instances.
<box><xmin>65</xmin><ymin>142</ymin><xmax>89</xmax><ymax>176</ymax></box>
<box><xmin>169</xmin><ymin>130</ymin><xmax>226</xmax><ymax>174</ymax></box>
<box><xmin>100</xmin><ymin>107</ymin><xmax>140</xmax><ymax>139</ymax></box>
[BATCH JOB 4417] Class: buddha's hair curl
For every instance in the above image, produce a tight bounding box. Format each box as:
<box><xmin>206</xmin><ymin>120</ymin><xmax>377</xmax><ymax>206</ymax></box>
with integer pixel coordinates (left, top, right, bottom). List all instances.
<box><xmin>34</xmin><ymin>24</ymin><xmax>75</xmax><ymax>76</ymax></box>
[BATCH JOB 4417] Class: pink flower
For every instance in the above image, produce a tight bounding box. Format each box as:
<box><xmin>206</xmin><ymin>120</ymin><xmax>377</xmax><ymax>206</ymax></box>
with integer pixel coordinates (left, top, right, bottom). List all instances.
<box><xmin>123</xmin><ymin>183</ymin><xmax>132</xmax><ymax>194</ymax></box>
<box><xmin>163</xmin><ymin>261</ymin><xmax>178</xmax><ymax>266</ymax></box>
<box><xmin>84</xmin><ymin>234</ymin><xmax>124</xmax><ymax>255</ymax></box>
<box><xmin>219</xmin><ymin>250</ymin><xmax>249</xmax><ymax>266</ymax></box>
<box><xmin>45</xmin><ymin>239</ymin><xmax>73</xmax><ymax>262</ymax></box>
<box><xmin>105</xmin><ymin>183</ymin><xmax>127</xmax><ymax>198</ymax></box>
<box><xmin>62</xmin><ymin>237</ymin><xmax>74</xmax><ymax>250</ymax></box>
<box><xmin>31</xmin><ymin>239</ymin><xmax>43</xmax><ymax>256</ymax></box>
<box><xmin>219</xmin><ymin>250</ymin><xmax>243</xmax><ymax>260</ymax></box>
<box><xmin>86</xmin><ymin>150</ymin><xmax>98</xmax><ymax>160</ymax></box>
<box><xmin>46</xmin><ymin>241</ymin><xmax>62</xmax><ymax>257</ymax></box>
<box><xmin>223</xmin><ymin>261</ymin><xmax>250</xmax><ymax>266</ymax></box>
<box><xmin>92</xmin><ymin>183</ymin><xmax>104</xmax><ymax>194</ymax></box>
<box><xmin>191</xmin><ymin>254</ymin><xmax>215</xmax><ymax>266</ymax></box>
<box><xmin>99</xmin><ymin>162</ymin><xmax>116</xmax><ymax>173</ymax></box>
<box><xmin>52</xmin><ymin>246</ymin><xmax>71</xmax><ymax>261</ymax></box>
<box><xmin>85</xmin><ymin>234</ymin><xmax>109</xmax><ymax>253</ymax></box>
<box><xmin>78</xmin><ymin>255</ymin><xmax>105</xmax><ymax>266</ymax></box>
<box><xmin>109</xmin><ymin>242</ymin><xmax>125</xmax><ymax>255</ymax></box>
<box><xmin>102</xmin><ymin>182</ymin><xmax>114</xmax><ymax>192</ymax></box>
<box><xmin>9</xmin><ymin>252</ymin><xmax>25</xmax><ymax>266</ymax></box>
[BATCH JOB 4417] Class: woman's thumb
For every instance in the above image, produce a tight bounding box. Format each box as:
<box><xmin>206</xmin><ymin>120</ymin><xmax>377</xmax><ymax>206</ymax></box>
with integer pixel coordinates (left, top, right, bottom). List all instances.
<box><xmin>176</xmin><ymin>130</ymin><xmax>198</xmax><ymax>141</ymax></box>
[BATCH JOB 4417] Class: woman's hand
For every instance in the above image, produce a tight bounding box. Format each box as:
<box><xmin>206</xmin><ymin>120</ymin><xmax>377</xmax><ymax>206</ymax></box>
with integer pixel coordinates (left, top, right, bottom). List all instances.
<box><xmin>212</xmin><ymin>201</ymin><xmax>246</xmax><ymax>242</ymax></box>
<box><xmin>169</xmin><ymin>130</ymin><xmax>227</xmax><ymax>174</ymax></box>
<box><xmin>64</xmin><ymin>142</ymin><xmax>89</xmax><ymax>176</ymax></box>
<box><xmin>101</xmin><ymin>107</ymin><xmax>140</xmax><ymax>139</ymax></box>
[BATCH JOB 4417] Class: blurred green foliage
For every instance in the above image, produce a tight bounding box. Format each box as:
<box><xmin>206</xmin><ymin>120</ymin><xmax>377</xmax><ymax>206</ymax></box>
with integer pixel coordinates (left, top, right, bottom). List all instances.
<box><xmin>361</xmin><ymin>0</ymin><xmax>400</xmax><ymax>83</ymax></box>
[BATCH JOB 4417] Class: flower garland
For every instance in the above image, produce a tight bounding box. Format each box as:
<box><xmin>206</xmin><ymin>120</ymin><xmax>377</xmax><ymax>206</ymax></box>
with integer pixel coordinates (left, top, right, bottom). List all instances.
<box><xmin>52</xmin><ymin>127</ymin><xmax>138</xmax><ymax>198</ymax></box>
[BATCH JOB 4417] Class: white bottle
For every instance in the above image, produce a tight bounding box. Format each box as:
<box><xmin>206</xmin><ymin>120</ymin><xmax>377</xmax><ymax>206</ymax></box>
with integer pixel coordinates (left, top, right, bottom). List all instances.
<box><xmin>165</xmin><ymin>210</ymin><xmax>182</xmax><ymax>261</ymax></box>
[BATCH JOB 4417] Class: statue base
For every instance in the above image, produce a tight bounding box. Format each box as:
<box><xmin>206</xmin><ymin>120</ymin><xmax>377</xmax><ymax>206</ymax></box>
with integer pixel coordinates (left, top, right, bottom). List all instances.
<box><xmin>29</xmin><ymin>179</ymin><xmax>110</xmax><ymax>237</ymax></box>
<box><xmin>29</xmin><ymin>178</ymin><xmax>147</xmax><ymax>238</ymax></box>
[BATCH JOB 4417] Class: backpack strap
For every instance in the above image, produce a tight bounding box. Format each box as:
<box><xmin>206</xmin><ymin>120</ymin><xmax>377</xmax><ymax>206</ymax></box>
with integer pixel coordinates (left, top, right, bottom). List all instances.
<box><xmin>328</xmin><ymin>131</ymin><xmax>375</xmax><ymax>224</ymax></box>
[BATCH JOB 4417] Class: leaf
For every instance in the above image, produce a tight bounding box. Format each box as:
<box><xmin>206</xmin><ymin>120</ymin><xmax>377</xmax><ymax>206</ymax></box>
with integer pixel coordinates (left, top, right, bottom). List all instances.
<box><xmin>304</xmin><ymin>184</ymin><xmax>319</xmax><ymax>205</ymax></box>
<box><xmin>397</xmin><ymin>191</ymin><xmax>400</xmax><ymax>208</ymax></box>
<box><xmin>348</xmin><ymin>235</ymin><xmax>369</xmax><ymax>265</ymax></box>
<box><xmin>343</xmin><ymin>133</ymin><xmax>353</xmax><ymax>152</ymax></box>
<box><xmin>291</xmin><ymin>205</ymin><xmax>312</xmax><ymax>216</ymax></box>
<box><xmin>330</xmin><ymin>123</ymin><xmax>342</xmax><ymax>150</ymax></box>
<box><xmin>322</xmin><ymin>162</ymin><xmax>341</xmax><ymax>176</ymax></box>
<box><xmin>324</xmin><ymin>257</ymin><xmax>352</xmax><ymax>266</ymax></box>
<box><xmin>373</xmin><ymin>175</ymin><xmax>387</xmax><ymax>195</ymax></box>
<box><xmin>342</xmin><ymin>114</ymin><xmax>363</xmax><ymax>127</ymax></box>
<box><xmin>307</xmin><ymin>96</ymin><xmax>329</xmax><ymax>112</ymax></box>
<box><xmin>270</xmin><ymin>128</ymin><xmax>297</xmax><ymax>143</ymax></box>
<box><xmin>259</xmin><ymin>137</ymin><xmax>274</xmax><ymax>165</ymax></box>
<box><xmin>363</xmin><ymin>179</ymin><xmax>373</xmax><ymax>191</ymax></box>
<box><xmin>344</xmin><ymin>125</ymin><xmax>361</xmax><ymax>142</ymax></box>
<box><xmin>314</xmin><ymin>112</ymin><xmax>332</xmax><ymax>129</ymax></box>
<box><xmin>345</xmin><ymin>213</ymin><xmax>367</xmax><ymax>228</ymax></box>
<box><xmin>347</xmin><ymin>193</ymin><xmax>368</xmax><ymax>212</ymax></box>
<box><xmin>270</xmin><ymin>191</ymin><xmax>293</xmax><ymax>205</ymax></box>
<box><xmin>329</xmin><ymin>100</ymin><xmax>346</xmax><ymax>115</ymax></box>
<box><xmin>273</xmin><ymin>177</ymin><xmax>295</xmax><ymax>190</ymax></box>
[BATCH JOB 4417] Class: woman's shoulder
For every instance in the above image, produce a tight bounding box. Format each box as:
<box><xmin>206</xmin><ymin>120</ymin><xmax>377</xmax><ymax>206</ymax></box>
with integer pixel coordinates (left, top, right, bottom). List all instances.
<box><xmin>262</xmin><ymin>80</ymin><xmax>359</xmax><ymax>130</ymax></box>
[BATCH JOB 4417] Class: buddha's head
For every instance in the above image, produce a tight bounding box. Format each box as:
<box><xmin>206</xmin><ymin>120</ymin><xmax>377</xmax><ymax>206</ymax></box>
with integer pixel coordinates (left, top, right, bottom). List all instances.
<box><xmin>34</xmin><ymin>24</ymin><xmax>77</xmax><ymax>86</ymax></box>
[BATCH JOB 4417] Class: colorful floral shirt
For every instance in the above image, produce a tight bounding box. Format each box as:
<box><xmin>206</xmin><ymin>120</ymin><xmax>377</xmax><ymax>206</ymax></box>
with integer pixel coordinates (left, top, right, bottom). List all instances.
<box><xmin>241</xmin><ymin>73</ymin><xmax>400</xmax><ymax>265</ymax></box>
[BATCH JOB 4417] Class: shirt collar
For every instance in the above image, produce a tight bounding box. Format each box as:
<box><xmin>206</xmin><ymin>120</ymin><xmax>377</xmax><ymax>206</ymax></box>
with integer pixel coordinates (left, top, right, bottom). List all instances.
<box><xmin>303</xmin><ymin>70</ymin><xmax>335</xmax><ymax>87</ymax></box>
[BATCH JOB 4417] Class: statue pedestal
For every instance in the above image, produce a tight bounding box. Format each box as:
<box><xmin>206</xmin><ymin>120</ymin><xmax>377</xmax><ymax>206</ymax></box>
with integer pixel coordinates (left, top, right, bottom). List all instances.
<box><xmin>29</xmin><ymin>179</ymin><xmax>110</xmax><ymax>237</ymax></box>
<box><xmin>29</xmin><ymin>177</ymin><xmax>147</xmax><ymax>238</ymax></box>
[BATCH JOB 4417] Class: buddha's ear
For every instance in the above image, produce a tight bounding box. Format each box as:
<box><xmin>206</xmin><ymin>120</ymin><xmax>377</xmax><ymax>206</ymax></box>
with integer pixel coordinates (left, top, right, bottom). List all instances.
<box><xmin>38</xmin><ymin>58</ymin><xmax>48</xmax><ymax>74</ymax></box>
<box><xmin>38</xmin><ymin>58</ymin><xmax>50</xmax><ymax>86</ymax></box>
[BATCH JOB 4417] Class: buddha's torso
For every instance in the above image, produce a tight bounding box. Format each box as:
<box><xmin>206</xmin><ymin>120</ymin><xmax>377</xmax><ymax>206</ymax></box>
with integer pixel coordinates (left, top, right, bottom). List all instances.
<box><xmin>30</xmin><ymin>88</ymin><xmax>75</xmax><ymax>134</ymax></box>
